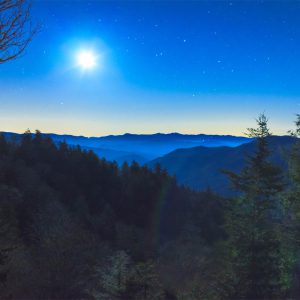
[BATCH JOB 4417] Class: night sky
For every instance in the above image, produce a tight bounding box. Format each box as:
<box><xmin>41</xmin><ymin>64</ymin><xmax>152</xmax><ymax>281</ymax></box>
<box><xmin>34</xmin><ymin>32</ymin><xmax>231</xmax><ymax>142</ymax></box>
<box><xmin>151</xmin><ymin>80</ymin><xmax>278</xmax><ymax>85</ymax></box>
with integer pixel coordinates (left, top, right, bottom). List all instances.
<box><xmin>1</xmin><ymin>0</ymin><xmax>300</xmax><ymax>136</ymax></box>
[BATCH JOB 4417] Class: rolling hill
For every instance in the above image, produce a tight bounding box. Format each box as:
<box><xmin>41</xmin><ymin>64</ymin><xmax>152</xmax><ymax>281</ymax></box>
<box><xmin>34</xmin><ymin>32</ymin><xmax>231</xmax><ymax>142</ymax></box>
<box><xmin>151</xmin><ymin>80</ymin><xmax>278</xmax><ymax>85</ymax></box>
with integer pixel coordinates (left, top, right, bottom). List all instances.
<box><xmin>1</xmin><ymin>131</ymin><xmax>250</xmax><ymax>164</ymax></box>
<box><xmin>149</xmin><ymin>136</ymin><xmax>296</xmax><ymax>195</ymax></box>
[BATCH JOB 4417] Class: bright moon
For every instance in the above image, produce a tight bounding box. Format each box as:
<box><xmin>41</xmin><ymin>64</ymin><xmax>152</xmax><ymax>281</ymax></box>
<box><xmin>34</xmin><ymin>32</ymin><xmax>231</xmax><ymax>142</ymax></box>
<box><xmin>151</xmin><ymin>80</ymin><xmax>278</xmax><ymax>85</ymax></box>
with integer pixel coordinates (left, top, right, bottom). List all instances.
<box><xmin>77</xmin><ymin>50</ymin><xmax>97</xmax><ymax>70</ymax></box>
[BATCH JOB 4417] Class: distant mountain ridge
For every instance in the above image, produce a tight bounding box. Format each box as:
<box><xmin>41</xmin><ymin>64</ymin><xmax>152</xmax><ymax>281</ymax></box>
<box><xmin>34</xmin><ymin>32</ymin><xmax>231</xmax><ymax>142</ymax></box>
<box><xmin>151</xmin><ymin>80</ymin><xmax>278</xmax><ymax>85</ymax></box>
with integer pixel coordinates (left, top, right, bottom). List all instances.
<box><xmin>1</xmin><ymin>131</ymin><xmax>251</xmax><ymax>165</ymax></box>
<box><xmin>2</xmin><ymin>131</ymin><xmax>294</xmax><ymax>195</ymax></box>
<box><xmin>148</xmin><ymin>136</ymin><xmax>296</xmax><ymax>196</ymax></box>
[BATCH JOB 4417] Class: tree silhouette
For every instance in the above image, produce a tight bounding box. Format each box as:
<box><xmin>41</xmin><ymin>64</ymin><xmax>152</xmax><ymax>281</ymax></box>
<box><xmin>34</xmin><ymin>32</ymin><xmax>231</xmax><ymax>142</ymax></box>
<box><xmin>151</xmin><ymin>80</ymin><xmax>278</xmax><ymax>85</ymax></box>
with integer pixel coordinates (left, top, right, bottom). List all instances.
<box><xmin>0</xmin><ymin>0</ymin><xmax>37</xmax><ymax>63</ymax></box>
<box><xmin>223</xmin><ymin>114</ymin><xmax>289</xmax><ymax>299</ymax></box>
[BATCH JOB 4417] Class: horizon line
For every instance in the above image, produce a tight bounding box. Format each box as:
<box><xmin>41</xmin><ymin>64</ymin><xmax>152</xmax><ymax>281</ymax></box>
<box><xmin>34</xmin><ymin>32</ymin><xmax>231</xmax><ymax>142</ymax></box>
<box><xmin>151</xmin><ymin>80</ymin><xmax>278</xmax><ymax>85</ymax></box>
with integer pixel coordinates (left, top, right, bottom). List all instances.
<box><xmin>0</xmin><ymin>130</ymin><xmax>291</xmax><ymax>139</ymax></box>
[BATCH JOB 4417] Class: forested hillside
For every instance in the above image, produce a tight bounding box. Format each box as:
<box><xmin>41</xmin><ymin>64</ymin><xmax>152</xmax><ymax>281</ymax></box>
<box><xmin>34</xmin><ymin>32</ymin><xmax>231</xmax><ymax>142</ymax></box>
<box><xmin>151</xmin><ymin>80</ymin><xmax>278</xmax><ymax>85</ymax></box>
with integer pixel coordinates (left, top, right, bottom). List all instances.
<box><xmin>0</xmin><ymin>130</ymin><xmax>224</xmax><ymax>299</ymax></box>
<box><xmin>2</xmin><ymin>0</ymin><xmax>300</xmax><ymax>298</ymax></box>
<box><xmin>149</xmin><ymin>136</ymin><xmax>295</xmax><ymax>195</ymax></box>
<box><xmin>1</xmin><ymin>116</ymin><xmax>300</xmax><ymax>299</ymax></box>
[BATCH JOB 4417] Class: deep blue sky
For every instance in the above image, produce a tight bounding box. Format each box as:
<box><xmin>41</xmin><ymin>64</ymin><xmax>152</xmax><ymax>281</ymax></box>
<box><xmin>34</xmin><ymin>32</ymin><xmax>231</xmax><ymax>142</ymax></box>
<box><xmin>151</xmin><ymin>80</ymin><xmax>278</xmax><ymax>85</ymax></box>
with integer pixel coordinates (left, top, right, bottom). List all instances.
<box><xmin>1</xmin><ymin>0</ymin><xmax>300</xmax><ymax>136</ymax></box>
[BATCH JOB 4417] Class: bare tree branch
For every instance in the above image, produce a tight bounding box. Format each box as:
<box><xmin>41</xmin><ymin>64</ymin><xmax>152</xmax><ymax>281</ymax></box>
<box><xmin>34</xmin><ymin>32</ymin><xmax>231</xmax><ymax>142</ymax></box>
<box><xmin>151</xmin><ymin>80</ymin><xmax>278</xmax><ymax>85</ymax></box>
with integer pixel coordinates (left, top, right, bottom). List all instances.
<box><xmin>0</xmin><ymin>0</ymin><xmax>37</xmax><ymax>64</ymax></box>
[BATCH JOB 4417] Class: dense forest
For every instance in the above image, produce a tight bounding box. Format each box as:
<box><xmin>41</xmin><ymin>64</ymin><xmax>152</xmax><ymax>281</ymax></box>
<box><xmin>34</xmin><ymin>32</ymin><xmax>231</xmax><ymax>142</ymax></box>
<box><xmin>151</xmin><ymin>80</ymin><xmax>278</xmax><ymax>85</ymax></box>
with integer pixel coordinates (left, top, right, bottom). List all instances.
<box><xmin>1</xmin><ymin>115</ymin><xmax>300</xmax><ymax>299</ymax></box>
<box><xmin>0</xmin><ymin>128</ymin><xmax>225</xmax><ymax>299</ymax></box>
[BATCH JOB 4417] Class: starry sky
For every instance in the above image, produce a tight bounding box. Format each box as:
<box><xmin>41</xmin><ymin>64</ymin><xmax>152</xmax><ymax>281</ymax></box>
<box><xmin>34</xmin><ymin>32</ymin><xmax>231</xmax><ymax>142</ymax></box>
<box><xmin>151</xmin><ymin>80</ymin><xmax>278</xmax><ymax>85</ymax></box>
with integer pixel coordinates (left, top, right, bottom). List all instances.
<box><xmin>1</xmin><ymin>0</ymin><xmax>300</xmax><ymax>136</ymax></box>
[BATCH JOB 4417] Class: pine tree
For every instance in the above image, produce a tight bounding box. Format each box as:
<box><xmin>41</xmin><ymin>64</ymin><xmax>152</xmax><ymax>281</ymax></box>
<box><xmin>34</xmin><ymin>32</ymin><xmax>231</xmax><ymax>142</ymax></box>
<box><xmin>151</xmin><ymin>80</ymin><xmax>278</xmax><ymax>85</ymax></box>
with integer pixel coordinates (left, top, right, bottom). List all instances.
<box><xmin>223</xmin><ymin>114</ymin><xmax>289</xmax><ymax>299</ymax></box>
<box><xmin>283</xmin><ymin>114</ymin><xmax>300</xmax><ymax>296</ymax></box>
<box><xmin>286</xmin><ymin>114</ymin><xmax>300</xmax><ymax>218</ymax></box>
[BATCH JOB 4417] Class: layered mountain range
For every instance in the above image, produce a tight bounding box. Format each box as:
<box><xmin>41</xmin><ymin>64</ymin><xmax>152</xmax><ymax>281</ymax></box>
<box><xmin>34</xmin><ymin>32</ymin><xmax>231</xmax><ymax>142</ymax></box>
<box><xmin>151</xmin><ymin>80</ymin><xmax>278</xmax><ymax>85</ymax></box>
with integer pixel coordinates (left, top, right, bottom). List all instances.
<box><xmin>2</xmin><ymin>131</ymin><xmax>294</xmax><ymax>195</ymax></box>
<box><xmin>1</xmin><ymin>132</ymin><xmax>250</xmax><ymax>164</ymax></box>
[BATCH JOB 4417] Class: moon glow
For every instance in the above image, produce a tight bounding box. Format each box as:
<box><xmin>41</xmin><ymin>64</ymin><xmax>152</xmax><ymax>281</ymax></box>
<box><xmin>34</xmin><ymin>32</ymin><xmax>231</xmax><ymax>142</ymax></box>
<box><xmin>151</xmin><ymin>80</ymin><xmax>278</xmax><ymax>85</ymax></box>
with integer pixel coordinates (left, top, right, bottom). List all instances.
<box><xmin>76</xmin><ymin>50</ymin><xmax>97</xmax><ymax>70</ymax></box>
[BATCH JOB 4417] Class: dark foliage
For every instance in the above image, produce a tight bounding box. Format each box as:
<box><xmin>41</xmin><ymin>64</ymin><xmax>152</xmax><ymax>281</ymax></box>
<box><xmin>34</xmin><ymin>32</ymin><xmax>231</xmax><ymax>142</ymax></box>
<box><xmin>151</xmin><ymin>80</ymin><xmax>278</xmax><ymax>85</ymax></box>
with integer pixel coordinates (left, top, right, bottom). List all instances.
<box><xmin>0</xmin><ymin>130</ymin><xmax>224</xmax><ymax>299</ymax></box>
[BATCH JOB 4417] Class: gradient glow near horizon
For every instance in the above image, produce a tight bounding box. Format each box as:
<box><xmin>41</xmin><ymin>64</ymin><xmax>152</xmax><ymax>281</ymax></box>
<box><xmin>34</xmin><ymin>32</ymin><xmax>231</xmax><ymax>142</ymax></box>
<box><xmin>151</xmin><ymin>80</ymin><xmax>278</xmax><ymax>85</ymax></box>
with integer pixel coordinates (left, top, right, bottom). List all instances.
<box><xmin>0</xmin><ymin>0</ymin><xmax>300</xmax><ymax>136</ymax></box>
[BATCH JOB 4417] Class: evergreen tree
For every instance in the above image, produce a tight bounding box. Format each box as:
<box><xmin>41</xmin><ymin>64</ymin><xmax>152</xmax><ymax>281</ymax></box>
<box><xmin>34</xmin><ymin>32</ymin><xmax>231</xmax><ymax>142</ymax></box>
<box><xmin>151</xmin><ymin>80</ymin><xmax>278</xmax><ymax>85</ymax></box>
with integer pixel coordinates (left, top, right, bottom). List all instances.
<box><xmin>284</xmin><ymin>114</ymin><xmax>300</xmax><ymax>296</ymax></box>
<box><xmin>286</xmin><ymin>114</ymin><xmax>300</xmax><ymax>218</ymax></box>
<box><xmin>222</xmin><ymin>114</ymin><xmax>289</xmax><ymax>299</ymax></box>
